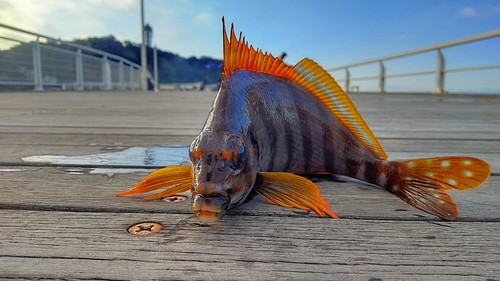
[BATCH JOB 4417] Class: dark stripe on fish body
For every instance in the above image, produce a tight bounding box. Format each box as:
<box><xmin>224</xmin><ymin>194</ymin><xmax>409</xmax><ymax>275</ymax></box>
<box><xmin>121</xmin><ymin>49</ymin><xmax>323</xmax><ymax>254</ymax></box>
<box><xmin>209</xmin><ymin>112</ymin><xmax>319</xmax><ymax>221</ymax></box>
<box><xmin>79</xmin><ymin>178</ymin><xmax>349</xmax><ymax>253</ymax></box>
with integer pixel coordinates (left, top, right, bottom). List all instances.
<box><xmin>314</xmin><ymin>116</ymin><xmax>328</xmax><ymax>172</ymax></box>
<box><xmin>286</xmin><ymin>126</ymin><xmax>295</xmax><ymax>171</ymax></box>
<box><xmin>272</xmin><ymin>111</ymin><xmax>289</xmax><ymax>171</ymax></box>
<box><xmin>363</xmin><ymin>160</ymin><xmax>379</xmax><ymax>184</ymax></box>
<box><xmin>382</xmin><ymin>161</ymin><xmax>399</xmax><ymax>191</ymax></box>
<box><xmin>300</xmin><ymin>112</ymin><xmax>312</xmax><ymax>173</ymax></box>
<box><xmin>301</xmin><ymin>124</ymin><xmax>313</xmax><ymax>172</ymax></box>
<box><xmin>344</xmin><ymin>158</ymin><xmax>361</xmax><ymax>179</ymax></box>
<box><xmin>268</xmin><ymin>122</ymin><xmax>278</xmax><ymax>171</ymax></box>
<box><xmin>334</xmin><ymin>128</ymin><xmax>355</xmax><ymax>176</ymax></box>
<box><xmin>322</xmin><ymin>122</ymin><xmax>335</xmax><ymax>173</ymax></box>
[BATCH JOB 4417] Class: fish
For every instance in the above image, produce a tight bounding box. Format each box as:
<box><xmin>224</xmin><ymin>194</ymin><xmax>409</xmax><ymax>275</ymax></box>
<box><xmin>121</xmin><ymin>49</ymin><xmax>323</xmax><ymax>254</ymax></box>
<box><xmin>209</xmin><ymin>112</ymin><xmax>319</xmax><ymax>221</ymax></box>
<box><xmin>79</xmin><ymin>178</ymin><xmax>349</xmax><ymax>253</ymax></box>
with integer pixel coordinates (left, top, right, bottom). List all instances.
<box><xmin>116</xmin><ymin>19</ymin><xmax>491</xmax><ymax>223</ymax></box>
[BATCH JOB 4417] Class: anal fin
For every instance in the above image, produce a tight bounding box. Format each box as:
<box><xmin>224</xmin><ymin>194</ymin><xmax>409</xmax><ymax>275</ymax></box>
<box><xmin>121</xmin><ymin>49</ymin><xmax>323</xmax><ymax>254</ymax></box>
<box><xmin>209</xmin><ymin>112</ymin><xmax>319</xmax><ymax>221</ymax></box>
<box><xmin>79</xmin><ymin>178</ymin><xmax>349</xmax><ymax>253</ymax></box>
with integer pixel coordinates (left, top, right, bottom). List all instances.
<box><xmin>257</xmin><ymin>172</ymin><xmax>338</xmax><ymax>219</ymax></box>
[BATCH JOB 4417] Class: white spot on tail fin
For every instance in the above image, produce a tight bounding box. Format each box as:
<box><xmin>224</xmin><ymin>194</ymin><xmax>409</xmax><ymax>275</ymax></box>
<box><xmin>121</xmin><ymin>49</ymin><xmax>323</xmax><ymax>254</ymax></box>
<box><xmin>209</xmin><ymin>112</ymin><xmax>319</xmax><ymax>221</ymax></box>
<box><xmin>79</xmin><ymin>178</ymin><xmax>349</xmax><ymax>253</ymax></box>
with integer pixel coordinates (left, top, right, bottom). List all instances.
<box><xmin>425</xmin><ymin>172</ymin><xmax>435</xmax><ymax>177</ymax></box>
<box><xmin>419</xmin><ymin>198</ymin><xmax>428</xmax><ymax>204</ymax></box>
<box><xmin>462</xmin><ymin>160</ymin><xmax>472</xmax><ymax>166</ymax></box>
<box><xmin>441</xmin><ymin>160</ymin><xmax>451</xmax><ymax>168</ymax></box>
<box><xmin>447</xmin><ymin>179</ymin><xmax>457</xmax><ymax>185</ymax></box>
<box><xmin>463</xmin><ymin>171</ymin><xmax>473</xmax><ymax>177</ymax></box>
<box><xmin>407</xmin><ymin>161</ymin><xmax>416</xmax><ymax>169</ymax></box>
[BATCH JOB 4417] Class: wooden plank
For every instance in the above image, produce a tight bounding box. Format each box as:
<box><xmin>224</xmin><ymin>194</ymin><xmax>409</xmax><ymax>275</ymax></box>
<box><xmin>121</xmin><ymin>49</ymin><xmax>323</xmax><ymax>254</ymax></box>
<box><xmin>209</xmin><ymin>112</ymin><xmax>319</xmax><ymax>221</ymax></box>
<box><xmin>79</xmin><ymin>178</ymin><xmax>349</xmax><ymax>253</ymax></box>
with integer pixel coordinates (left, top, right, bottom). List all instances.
<box><xmin>0</xmin><ymin>166</ymin><xmax>498</xmax><ymax>220</ymax></box>
<box><xmin>1</xmin><ymin>138</ymin><xmax>498</xmax><ymax>173</ymax></box>
<box><xmin>1</xmin><ymin>133</ymin><xmax>498</xmax><ymax>153</ymax></box>
<box><xmin>1</xmin><ymin>92</ymin><xmax>499</xmax><ymax>135</ymax></box>
<box><xmin>0</xmin><ymin>90</ymin><xmax>499</xmax><ymax>280</ymax></box>
<box><xmin>1</xmin><ymin>210</ymin><xmax>499</xmax><ymax>280</ymax></box>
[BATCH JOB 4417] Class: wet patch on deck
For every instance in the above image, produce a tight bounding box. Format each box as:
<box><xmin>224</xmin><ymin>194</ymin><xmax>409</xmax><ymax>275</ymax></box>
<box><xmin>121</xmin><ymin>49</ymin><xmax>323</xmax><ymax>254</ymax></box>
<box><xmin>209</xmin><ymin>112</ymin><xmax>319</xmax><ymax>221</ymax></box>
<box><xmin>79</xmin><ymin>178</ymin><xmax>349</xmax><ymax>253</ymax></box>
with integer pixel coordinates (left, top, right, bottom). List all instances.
<box><xmin>21</xmin><ymin>146</ymin><xmax>190</xmax><ymax>175</ymax></box>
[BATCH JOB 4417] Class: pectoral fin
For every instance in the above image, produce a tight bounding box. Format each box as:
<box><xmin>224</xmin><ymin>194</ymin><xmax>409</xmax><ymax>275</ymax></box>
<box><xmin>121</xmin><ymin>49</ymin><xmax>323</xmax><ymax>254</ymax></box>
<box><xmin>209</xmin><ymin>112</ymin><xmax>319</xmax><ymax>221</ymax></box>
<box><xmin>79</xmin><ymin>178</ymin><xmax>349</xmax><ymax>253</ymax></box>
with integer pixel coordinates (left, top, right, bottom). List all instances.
<box><xmin>116</xmin><ymin>165</ymin><xmax>192</xmax><ymax>201</ymax></box>
<box><xmin>257</xmin><ymin>172</ymin><xmax>338</xmax><ymax>219</ymax></box>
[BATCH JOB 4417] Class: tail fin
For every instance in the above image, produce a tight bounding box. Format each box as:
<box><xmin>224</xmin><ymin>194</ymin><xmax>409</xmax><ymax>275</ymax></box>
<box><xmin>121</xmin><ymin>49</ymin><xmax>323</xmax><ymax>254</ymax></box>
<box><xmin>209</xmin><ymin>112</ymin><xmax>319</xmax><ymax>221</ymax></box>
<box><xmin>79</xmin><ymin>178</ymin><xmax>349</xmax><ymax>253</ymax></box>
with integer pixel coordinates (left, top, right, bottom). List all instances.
<box><xmin>116</xmin><ymin>165</ymin><xmax>192</xmax><ymax>201</ymax></box>
<box><xmin>388</xmin><ymin>156</ymin><xmax>490</xmax><ymax>220</ymax></box>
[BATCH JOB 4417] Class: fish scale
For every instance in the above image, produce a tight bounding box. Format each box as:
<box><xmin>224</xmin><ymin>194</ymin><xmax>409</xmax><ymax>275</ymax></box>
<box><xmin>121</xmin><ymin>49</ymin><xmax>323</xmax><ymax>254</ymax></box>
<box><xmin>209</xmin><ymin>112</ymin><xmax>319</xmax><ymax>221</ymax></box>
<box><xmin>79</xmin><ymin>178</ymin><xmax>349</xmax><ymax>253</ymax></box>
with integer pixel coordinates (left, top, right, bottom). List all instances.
<box><xmin>227</xmin><ymin>71</ymin><xmax>377</xmax><ymax>176</ymax></box>
<box><xmin>116</xmin><ymin>19</ymin><xmax>491</xmax><ymax>223</ymax></box>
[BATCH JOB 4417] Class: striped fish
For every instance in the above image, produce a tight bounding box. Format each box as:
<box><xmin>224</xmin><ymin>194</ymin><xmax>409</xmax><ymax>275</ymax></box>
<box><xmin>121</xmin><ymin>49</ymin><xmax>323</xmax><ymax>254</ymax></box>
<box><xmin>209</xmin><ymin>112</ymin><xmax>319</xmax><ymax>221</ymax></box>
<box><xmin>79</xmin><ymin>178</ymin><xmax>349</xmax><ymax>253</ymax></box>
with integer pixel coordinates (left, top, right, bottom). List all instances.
<box><xmin>117</xmin><ymin>19</ymin><xmax>491</xmax><ymax>223</ymax></box>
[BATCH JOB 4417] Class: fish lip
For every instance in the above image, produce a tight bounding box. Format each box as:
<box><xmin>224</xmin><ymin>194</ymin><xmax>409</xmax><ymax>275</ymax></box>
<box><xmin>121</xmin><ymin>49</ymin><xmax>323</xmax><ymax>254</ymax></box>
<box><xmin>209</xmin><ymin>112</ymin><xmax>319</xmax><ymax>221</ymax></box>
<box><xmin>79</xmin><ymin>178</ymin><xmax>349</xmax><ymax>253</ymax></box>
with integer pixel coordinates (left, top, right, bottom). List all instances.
<box><xmin>192</xmin><ymin>193</ymin><xmax>230</xmax><ymax>223</ymax></box>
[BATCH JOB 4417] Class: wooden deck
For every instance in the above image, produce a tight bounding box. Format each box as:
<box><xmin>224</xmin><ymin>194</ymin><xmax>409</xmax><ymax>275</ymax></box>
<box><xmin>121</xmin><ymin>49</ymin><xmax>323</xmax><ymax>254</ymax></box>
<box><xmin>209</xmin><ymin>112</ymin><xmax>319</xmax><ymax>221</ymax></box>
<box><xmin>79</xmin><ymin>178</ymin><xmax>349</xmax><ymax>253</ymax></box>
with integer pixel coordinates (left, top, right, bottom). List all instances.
<box><xmin>0</xmin><ymin>90</ymin><xmax>499</xmax><ymax>280</ymax></box>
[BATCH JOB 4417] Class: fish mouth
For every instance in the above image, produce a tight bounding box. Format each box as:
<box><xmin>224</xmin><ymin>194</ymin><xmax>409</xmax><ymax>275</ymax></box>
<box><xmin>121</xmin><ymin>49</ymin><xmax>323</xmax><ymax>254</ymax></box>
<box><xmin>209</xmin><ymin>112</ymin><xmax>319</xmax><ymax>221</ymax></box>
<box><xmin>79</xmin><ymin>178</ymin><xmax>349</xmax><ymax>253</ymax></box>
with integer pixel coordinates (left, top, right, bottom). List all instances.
<box><xmin>192</xmin><ymin>194</ymin><xmax>229</xmax><ymax>223</ymax></box>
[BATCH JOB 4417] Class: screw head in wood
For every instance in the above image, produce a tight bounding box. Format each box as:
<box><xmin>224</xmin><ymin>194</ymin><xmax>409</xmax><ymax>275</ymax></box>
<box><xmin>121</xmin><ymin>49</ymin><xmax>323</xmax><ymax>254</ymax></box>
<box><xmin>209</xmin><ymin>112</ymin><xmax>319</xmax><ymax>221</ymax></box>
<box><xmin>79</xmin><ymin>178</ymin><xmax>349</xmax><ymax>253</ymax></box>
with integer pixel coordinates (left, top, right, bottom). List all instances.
<box><xmin>162</xmin><ymin>195</ymin><xmax>187</xmax><ymax>203</ymax></box>
<box><xmin>128</xmin><ymin>222</ymin><xmax>162</xmax><ymax>235</ymax></box>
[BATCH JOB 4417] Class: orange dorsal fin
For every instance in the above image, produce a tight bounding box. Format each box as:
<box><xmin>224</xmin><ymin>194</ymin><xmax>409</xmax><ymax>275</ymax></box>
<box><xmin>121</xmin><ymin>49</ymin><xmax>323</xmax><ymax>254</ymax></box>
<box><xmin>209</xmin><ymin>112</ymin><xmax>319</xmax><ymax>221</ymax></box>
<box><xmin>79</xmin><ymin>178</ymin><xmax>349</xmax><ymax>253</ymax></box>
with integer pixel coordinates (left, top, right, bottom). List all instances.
<box><xmin>222</xmin><ymin>20</ymin><xmax>297</xmax><ymax>82</ymax></box>
<box><xmin>292</xmin><ymin>59</ymin><xmax>387</xmax><ymax>159</ymax></box>
<box><xmin>222</xmin><ymin>19</ymin><xmax>387</xmax><ymax>159</ymax></box>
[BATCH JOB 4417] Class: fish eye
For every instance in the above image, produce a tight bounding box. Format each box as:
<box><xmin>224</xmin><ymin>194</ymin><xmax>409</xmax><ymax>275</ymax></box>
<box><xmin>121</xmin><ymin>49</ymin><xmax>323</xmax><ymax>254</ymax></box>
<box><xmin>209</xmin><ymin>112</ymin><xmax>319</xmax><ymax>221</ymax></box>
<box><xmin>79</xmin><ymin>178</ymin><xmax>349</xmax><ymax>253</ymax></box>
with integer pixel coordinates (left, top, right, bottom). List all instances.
<box><xmin>232</xmin><ymin>144</ymin><xmax>245</xmax><ymax>169</ymax></box>
<box><xmin>223</xmin><ymin>135</ymin><xmax>246</xmax><ymax>169</ymax></box>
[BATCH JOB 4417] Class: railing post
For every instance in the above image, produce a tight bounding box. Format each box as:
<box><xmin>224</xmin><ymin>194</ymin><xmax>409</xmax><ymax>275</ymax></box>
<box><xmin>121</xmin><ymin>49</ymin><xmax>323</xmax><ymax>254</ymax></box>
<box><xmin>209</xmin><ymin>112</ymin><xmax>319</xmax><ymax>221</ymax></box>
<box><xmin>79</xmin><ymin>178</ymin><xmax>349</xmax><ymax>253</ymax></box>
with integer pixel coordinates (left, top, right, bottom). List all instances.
<box><xmin>140</xmin><ymin>0</ymin><xmax>148</xmax><ymax>91</ymax></box>
<box><xmin>32</xmin><ymin>37</ymin><xmax>44</xmax><ymax>91</ymax></box>
<box><xmin>129</xmin><ymin>66</ymin><xmax>135</xmax><ymax>90</ymax></box>
<box><xmin>433</xmin><ymin>49</ymin><xmax>445</xmax><ymax>94</ymax></box>
<box><xmin>119</xmin><ymin>61</ymin><xmax>125</xmax><ymax>90</ymax></box>
<box><xmin>153</xmin><ymin>45</ymin><xmax>159</xmax><ymax>92</ymax></box>
<box><xmin>345</xmin><ymin>67</ymin><xmax>350</xmax><ymax>92</ymax></box>
<box><xmin>378</xmin><ymin>61</ymin><xmax>385</xmax><ymax>93</ymax></box>
<box><xmin>75</xmin><ymin>48</ymin><xmax>84</xmax><ymax>91</ymax></box>
<box><xmin>102</xmin><ymin>56</ymin><xmax>112</xmax><ymax>90</ymax></box>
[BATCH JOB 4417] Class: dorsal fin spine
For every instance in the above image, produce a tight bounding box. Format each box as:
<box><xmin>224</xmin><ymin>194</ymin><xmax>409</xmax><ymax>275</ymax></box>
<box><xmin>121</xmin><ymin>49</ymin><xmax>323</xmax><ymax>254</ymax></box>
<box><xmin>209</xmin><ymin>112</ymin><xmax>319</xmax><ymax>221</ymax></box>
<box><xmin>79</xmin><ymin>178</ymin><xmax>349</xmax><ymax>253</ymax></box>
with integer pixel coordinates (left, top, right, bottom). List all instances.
<box><xmin>222</xmin><ymin>20</ymin><xmax>387</xmax><ymax>159</ymax></box>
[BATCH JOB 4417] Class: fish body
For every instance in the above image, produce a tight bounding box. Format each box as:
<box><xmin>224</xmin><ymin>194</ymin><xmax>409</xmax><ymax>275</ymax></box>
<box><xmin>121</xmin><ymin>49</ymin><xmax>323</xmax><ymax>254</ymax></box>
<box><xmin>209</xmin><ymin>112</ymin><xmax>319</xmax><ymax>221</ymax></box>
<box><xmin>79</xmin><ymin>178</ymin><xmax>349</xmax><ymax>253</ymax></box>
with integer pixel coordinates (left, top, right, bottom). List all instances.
<box><xmin>219</xmin><ymin>70</ymin><xmax>380</xmax><ymax>176</ymax></box>
<box><xmin>117</xmin><ymin>19</ymin><xmax>491</xmax><ymax>223</ymax></box>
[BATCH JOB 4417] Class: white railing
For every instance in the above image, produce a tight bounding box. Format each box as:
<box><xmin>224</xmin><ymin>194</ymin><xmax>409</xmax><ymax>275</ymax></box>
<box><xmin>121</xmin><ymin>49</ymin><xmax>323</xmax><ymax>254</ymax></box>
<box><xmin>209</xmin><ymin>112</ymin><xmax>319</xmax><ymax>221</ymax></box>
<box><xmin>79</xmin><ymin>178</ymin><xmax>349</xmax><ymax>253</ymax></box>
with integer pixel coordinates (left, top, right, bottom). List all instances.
<box><xmin>327</xmin><ymin>29</ymin><xmax>500</xmax><ymax>94</ymax></box>
<box><xmin>0</xmin><ymin>23</ymin><xmax>143</xmax><ymax>91</ymax></box>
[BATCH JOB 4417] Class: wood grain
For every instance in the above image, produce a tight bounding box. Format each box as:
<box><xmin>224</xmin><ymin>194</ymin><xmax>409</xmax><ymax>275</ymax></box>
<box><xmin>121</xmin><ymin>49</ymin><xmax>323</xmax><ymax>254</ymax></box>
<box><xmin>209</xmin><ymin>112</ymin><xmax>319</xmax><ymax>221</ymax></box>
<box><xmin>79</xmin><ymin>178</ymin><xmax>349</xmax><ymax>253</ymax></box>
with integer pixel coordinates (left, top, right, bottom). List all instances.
<box><xmin>0</xmin><ymin>90</ymin><xmax>499</xmax><ymax>280</ymax></box>
<box><xmin>1</xmin><ymin>211</ymin><xmax>499</xmax><ymax>280</ymax></box>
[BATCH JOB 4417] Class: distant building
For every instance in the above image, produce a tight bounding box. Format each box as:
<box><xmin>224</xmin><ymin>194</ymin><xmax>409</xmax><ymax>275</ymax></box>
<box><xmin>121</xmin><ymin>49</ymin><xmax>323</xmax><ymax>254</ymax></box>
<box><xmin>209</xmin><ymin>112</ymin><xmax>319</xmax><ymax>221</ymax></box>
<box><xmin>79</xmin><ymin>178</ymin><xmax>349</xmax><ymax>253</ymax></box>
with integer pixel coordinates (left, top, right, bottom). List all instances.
<box><xmin>144</xmin><ymin>24</ymin><xmax>153</xmax><ymax>47</ymax></box>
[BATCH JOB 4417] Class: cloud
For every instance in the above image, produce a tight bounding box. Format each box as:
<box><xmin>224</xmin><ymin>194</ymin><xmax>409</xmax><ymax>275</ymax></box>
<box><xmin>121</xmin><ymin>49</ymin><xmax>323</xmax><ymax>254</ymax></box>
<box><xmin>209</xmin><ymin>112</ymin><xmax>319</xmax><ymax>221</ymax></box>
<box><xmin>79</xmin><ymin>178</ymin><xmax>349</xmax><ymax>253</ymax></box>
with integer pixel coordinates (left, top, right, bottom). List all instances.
<box><xmin>458</xmin><ymin>7</ymin><xmax>478</xmax><ymax>17</ymax></box>
<box><xmin>0</xmin><ymin>0</ymin><xmax>140</xmax><ymax>42</ymax></box>
<box><xmin>88</xmin><ymin>0</ymin><xmax>135</xmax><ymax>10</ymax></box>
<box><xmin>195</xmin><ymin>12</ymin><xmax>211</xmax><ymax>24</ymax></box>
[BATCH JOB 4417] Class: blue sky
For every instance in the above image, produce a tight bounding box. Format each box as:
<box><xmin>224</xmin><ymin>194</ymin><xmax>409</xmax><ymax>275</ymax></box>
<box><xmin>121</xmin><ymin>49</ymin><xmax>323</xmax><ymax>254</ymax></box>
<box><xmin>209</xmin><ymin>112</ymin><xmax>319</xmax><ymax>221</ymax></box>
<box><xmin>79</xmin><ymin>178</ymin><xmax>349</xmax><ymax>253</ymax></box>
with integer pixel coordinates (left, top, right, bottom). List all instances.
<box><xmin>1</xmin><ymin>0</ymin><xmax>499</xmax><ymax>92</ymax></box>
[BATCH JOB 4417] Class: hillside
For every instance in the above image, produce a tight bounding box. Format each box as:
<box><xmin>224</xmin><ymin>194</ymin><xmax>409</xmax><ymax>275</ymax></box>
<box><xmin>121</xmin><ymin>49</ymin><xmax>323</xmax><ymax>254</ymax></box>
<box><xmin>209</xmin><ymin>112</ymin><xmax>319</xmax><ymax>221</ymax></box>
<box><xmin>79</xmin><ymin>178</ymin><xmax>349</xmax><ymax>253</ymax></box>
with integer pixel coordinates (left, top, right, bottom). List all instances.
<box><xmin>72</xmin><ymin>36</ymin><xmax>222</xmax><ymax>84</ymax></box>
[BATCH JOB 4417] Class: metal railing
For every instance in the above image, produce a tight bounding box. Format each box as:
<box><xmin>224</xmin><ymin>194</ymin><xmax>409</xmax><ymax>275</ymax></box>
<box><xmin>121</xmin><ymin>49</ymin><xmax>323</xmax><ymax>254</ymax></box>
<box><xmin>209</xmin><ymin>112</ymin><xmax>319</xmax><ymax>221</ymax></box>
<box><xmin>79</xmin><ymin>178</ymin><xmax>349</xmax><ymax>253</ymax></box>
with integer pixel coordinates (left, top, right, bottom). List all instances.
<box><xmin>0</xmin><ymin>23</ymin><xmax>143</xmax><ymax>91</ymax></box>
<box><xmin>327</xmin><ymin>29</ymin><xmax>500</xmax><ymax>94</ymax></box>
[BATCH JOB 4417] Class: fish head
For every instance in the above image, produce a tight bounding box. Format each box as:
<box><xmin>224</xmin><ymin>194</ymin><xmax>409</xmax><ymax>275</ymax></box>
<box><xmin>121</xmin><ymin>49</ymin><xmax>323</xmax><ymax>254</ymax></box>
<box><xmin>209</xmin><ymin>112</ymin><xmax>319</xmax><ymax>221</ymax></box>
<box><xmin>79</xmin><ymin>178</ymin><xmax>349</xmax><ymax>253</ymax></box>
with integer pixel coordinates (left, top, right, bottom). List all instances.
<box><xmin>189</xmin><ymin>131</ymin><xmax>258</xmax><ymax>223</ymax></box>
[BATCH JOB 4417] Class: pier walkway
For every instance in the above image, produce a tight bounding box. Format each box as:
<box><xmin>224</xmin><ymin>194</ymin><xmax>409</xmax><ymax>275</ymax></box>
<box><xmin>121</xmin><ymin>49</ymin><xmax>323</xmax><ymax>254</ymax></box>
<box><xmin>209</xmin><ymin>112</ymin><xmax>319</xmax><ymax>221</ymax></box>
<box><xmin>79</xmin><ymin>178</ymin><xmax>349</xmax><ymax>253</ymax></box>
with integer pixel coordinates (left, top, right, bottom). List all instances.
<box><xmin>0</xmin><ymin>90</ymin><xmax>499</xmax><ymax>280</ymax></box>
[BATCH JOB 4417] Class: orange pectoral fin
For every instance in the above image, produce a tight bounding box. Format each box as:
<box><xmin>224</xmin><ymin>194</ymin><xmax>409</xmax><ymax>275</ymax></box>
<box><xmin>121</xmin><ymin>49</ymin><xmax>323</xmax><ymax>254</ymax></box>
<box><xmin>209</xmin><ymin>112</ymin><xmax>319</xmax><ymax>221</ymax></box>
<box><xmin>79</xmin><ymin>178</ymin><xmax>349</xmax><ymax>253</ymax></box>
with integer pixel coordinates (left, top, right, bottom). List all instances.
<box><xmin>257</xmin><ymin>172</ymin><xmax>338</xmax><ymax>219</ymax></box>
<box><xmin>116</xmin><ymin>165</ymin><xmax>192</xmax><ymax>201</ymax></box>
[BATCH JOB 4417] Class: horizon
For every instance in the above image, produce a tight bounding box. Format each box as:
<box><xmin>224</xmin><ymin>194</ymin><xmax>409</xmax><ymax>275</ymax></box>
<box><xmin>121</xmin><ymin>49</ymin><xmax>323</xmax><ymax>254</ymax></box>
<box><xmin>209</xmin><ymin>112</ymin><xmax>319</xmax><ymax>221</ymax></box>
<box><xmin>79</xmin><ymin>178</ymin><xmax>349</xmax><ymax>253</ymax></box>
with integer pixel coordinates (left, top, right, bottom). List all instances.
<box><xmin>1</xmin><ymin>0</ymin><xmax>499</xmax><ymax>93</ymax></box>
